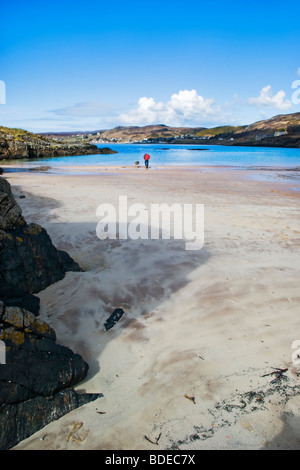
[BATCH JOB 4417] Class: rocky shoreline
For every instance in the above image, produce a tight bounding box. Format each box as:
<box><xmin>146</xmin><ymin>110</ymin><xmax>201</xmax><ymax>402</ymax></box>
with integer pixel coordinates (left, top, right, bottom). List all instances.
<box><xmin>0</xmin><ymin>176</ymin><xmax>102</xmax><ymax>450</ymax></box>
<box><xmin>0</xmin><ymin>126</ymin><xmax>117</xmax><ymax>161</ymax></box>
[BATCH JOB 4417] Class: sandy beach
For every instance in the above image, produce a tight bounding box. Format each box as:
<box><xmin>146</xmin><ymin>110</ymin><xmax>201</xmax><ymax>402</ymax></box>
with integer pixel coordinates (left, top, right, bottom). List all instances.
<box><xmin>4</xmin><ymin>164</ymin><xmax>300</xmax><ymax>450</ymax></box>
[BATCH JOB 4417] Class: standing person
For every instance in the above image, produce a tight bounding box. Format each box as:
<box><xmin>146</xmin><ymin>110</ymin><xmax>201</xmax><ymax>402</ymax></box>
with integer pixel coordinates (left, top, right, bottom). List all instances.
<box><xmin>144</xmin><ymin>153</ymin><xmax>150</xmax><ymax>168</ymax></box>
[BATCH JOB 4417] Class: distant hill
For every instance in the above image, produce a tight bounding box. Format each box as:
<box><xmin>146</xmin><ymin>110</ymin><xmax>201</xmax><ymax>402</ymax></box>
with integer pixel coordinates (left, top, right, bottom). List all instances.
<box><xmin>43</xmin><ymin>124</ymin><xmax>207</xmax><ymax>142</ymax></box>
<box><xmin>40</xmin><ymin>112</ymin><xmax>300</xmax><ymax>148</ymax></box>
<box><xmin>229</xmin><ymin>112</ymin><xmax>300</xmax><ymax>147</ymax></box>
<box><xmin>97</xmin><ymin>124</ymin><xmax>207</xmax><ymax>142</ymax></box>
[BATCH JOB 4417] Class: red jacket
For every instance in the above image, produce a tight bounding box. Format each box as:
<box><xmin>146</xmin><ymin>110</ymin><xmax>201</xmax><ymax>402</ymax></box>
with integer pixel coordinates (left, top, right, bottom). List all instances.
<box><xmin>144</xmin><ymin>153</ymin><xmax>150</xmax><ymax>160</ymax></box>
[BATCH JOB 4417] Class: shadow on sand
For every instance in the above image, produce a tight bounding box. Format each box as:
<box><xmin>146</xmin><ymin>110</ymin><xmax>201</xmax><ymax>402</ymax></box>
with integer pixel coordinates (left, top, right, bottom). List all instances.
<box><xmin>12</xmin><ymin>183</ymin><xmax>210</xmax><ymax>384</ymax></box>
<box><xmin>260</xmin><ymin>414</ymin><xmax>300</xmax><ymax>450</ymax></box>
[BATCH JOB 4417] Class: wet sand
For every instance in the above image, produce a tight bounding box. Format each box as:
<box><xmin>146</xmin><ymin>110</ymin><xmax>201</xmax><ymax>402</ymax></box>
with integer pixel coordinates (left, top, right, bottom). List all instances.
<box><xmin>3</xmin><ymin>164</ymin><xmax>300</xmax><ymax>450</ymax></box>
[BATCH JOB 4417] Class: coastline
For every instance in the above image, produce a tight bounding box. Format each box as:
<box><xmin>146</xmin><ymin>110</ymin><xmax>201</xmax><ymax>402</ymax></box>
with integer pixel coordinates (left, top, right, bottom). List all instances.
<box><xmin>5</xmin><ymin>165</ymin><xmax>300</xmax><ymax>450</ymax></box>
<box><xmin>1</xmin><ymin>141</ymin><xmax>300</xmax><ymax>176</ymax></box>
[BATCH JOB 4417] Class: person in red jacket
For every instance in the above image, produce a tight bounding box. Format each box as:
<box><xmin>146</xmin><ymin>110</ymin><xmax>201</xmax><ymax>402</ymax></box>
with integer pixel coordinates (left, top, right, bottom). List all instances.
<box><xmin>144</xmin><ymin>153</ymin><xmax>150</xmax><ymax>168</ymax></box>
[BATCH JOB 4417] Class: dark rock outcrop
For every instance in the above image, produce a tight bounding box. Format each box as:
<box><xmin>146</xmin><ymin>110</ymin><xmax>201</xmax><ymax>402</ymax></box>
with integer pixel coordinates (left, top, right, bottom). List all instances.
<box><xmin>104</xmin><ymin>308</ymin><xmax>124</xmax><ymax>331</ymax></box>
<box><xmin>0</xmin><ymin>177</ymin><xmax>82</xmax><ymax>299</ymax></box>
<box><xmin>0</xmin><ymin>304</ymin><xmax>88</xmax><ymax>405</ymax></box>
<box><xmin>0</xmin><ymin>283</ymin><xmax>40</xmax><ymax>316</ymax></box>
<box><xmin>0</xmin><ymin>223</ymin><xmax>82</xmax><ymax>295</ymax></box>
<box><xmin>1</xmin><ymin>389</ymin><xmax>101</xmax><ymax>450</ymax></box>
<box><xmin>0</xmin><ymin>127</ymin><xmax>118</xmax><ymax>160</ymax></box>
<box><xmin>0</xmin><ymin>302</ymin><xmax>102</xmax><ymax>450</ymax></box>
<box><xmin>0</xmin><ymin>301</ymin><xmax>103</xmax><ymax>450</ymax></box>
<box><xmin>0</xmin><ymin>177</ymin><xmax>102</xmax><ymax>450</ymax></box>
<box><xmin>0</xmin><ymin>176</ymin><xmax>25</xmax><ymax>230</ymax></box>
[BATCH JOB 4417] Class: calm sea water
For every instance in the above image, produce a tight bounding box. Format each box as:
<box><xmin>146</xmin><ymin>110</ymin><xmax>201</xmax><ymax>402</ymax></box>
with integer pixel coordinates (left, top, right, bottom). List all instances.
<box><xmin>3</xmin><ymin>143</ymin><xmax>300</xmax><ymax>170</ymax></box>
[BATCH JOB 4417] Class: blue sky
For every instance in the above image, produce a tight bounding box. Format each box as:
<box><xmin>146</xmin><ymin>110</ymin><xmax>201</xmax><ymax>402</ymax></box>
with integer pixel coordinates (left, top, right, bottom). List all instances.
<box><xmin>0</xmin><ymin>0</ymin><xmax>300</xmax><ymax>132</ymax></box>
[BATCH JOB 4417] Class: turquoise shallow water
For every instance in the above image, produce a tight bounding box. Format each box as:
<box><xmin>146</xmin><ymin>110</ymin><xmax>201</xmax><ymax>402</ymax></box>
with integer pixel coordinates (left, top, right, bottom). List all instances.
<box><xmin>3</xmin><ymin>143</ymin><xmax>300</xmax><ymax>169</ymax></box>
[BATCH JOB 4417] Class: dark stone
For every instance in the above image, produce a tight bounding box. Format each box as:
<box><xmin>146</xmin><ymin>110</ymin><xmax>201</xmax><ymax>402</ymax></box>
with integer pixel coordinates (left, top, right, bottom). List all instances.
<box><xmin>11</xmin><ymin>293</ymin><xmax>40</xmax><ymax>317</ymax></box>
<box><xmin>0</xmin><ymin>223</ymin><xmax>82</xmax><ymax>295</ymax></box>
<box><xmin>0</xmin><ymin>282</ymin><xmax>40</xmax><ymax>316</ymax></box>
<box><xmin>104</xmin><ymin>308</ymin><xmax>124</xmax><ymax>331</ymax></box>
<box><xmin>4</xmin><ymin>294</ymin><xmax>39</xmax><ymax>317</ymax></box>
<box><xmin>0</xmin><ymin>389</ymin><xmax>102</xmax><ymax>450</ymax></box>
<box><xmin>0</xmin><ymin>168</ymin><xmax>3</xmax><ymax>175</ymax></box>
<box><xmin>96</xmin><ymin>147</ymin><xmax>118</xmax><ymax>154</ymax></box>
<box><xmin>0</xmin><ymin>282</ymin><xmax>25</xmax><ymax>299</ymax></box>
<box><xmin>0</xmin><ymin>305</ymin><xmax>89</xmax><ymax>404</ymax></box>
<box><xmin>0</xmin><ymin>302</ymin><xmax>103</xmax><ymax>449</ymax></box>
<box><xmin>58</xmin><ymin>249</ymin><xmax>83</xmax><ymax>273</ymax></box>
<box><xmin>0</xmin><ymin>177</ymin><xmax>26</xmax><ymax>230</ymax></box>
<box><xmin>0</xmin><ymin>179</ymin><xmax>82</xmax><ymax>314</ymax></box>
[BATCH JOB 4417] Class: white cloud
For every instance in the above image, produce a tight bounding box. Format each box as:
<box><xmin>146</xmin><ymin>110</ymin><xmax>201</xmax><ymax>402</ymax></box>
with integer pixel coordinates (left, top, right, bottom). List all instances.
<box><xmin>248</xmin><ymin>85</ymin><xmax>292</xmax><ymax>110</ymax></box>
<box><xmin>119</xmin><ymin>89</ymin><xmax>220</xmax><ymax>126</ymax></box>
